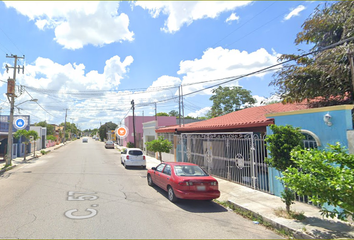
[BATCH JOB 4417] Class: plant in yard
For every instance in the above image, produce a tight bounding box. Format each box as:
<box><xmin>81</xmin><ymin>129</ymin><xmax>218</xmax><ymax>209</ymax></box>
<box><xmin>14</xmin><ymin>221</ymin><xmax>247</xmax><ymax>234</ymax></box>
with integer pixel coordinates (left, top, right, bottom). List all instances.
<box><xmin>14</xmin><ymin>130</ymin><xmax>39</xmax><ymax>161</ymax></box>
<box><xmin>40</xmin><ymin>150</ymin><xmax>47</xmax><ymax>155</ymax></box>
<box><xmin>265</xmin><ymin>124</ymin><xmax>304</xmax><ymax>214</ymax></box>
<box><xmin>145</xmin><ymin>136</ymin><xmax>173</xmax><ymax>162</ymax></box>
<box><xmin>126</xmin><ymin>142</ymin><xmax>134</xmax><ymax>148</ymax></box>
<box><xmin>281</xmin><ymin>143</ymin><xmax>354</xmax><ymax>221</ymax></box>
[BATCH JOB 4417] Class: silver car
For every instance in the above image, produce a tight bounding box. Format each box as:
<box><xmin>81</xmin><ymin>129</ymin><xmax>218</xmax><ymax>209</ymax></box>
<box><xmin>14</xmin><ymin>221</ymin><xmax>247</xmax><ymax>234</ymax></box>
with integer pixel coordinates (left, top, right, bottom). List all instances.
<box><xmin>105</xmin><ymin>140</ymin><xmax>114</xmax><ymax>149</ymax></box>
<box><xmin>121</xmin><ymin>148</ymin><xmax>146</xmax><ymax>169</ymax></box>
<box><xmin>82</xmin><ymin>138</ymin><xmax>88</xmax><ymax>143</ymax></box>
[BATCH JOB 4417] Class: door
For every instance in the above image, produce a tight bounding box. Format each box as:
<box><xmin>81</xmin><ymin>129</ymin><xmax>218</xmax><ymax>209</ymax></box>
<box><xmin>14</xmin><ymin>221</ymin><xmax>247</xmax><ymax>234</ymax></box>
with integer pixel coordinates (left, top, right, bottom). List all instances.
<box><xmin>160</xmin><ymin>164</ymin><xmax>172</xmax><ymax>191</ymax></box>
<box><xmin>152</xmin><ymin>163</ymin><xmax>165</xmax><ymax>188</ymax></box>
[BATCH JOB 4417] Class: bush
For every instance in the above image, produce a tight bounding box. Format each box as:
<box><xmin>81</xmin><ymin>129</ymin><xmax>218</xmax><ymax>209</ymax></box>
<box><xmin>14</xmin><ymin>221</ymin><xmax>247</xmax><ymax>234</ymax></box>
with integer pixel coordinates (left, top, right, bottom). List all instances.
<box><xmin>126</xmin><ymin>142</ymin><xmax>135</xmax><ymax>148</ymax></box>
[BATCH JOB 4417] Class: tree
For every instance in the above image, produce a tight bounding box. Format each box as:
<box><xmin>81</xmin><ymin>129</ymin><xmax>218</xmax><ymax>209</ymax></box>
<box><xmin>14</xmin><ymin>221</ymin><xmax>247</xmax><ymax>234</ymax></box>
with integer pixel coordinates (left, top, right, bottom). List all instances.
<box><xmin>35</xmin><ymin>120</ymin><xmax>54</xmax><ymax>136</ymax></box>
<box><xmin>169</xmin><ymin>110</ymin><xmax>179</xmax><ymax>117</ymax></box>
<box><xmin>270</xmin><ymin>1</ymin><xmax>354</xmax><ymax>105</ymax></box>
<box><xmin>98</xmin><ymin>122</ymin><xmax>117</xmax><ymax>141</ymax></box>
<box><xmin>282</xmin><ymin>143</ymin><xmax>354</xmax><ymax>221</ymax></box>
<box><xmin>209</xmin><ymin>86</ymin><xmax>256</xmax><ymax>118</ymax></box>
<box><xmin>14</xmin><ymin>130</ymin><xmax>39</xmax><ymax>160</ymax></box>
<box><xmin>265</xmin><ymin>124</ymin><xmax>305</xmax><ymax>213</ymax></box>
<box><xmin>156</xmin><ymin>112</ymin><xmax>169</xmax><ymax>116</ymax></box>
<box><xmin>145</xmin><ymin>136</ymin><xmax>173</xmax><ymax>162</ymax></box>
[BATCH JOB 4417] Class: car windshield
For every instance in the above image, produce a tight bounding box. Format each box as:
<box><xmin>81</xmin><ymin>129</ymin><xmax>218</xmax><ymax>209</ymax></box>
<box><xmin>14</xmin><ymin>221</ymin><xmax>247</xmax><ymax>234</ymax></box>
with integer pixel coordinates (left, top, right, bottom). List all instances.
<box><xmin>174</xmin><ymin>165</ymin><xmax>208</xmax><ymax>177</ymax></box>
<box><xmin>106</xmin><ymin>141</ymin><xmax>113</xmax><ymax>144</ymax></box>
<box><xmin>128</xmin><ymin>150</ymin><xmax>143</xmax><ymax>156</ymax></box>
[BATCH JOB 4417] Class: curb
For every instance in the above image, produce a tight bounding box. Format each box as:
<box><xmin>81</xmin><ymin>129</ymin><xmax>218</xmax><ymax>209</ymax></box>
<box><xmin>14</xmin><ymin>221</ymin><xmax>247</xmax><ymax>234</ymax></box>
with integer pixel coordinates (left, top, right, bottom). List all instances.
<box><xmin>0</xmin><ymin>164</ymin><xmax>17</xmax><ymax>175</ymax></box>
<box><xmin>227</xmin><ymin>200</ymin><xmax>315</xmax><ymax>239</ymax></box>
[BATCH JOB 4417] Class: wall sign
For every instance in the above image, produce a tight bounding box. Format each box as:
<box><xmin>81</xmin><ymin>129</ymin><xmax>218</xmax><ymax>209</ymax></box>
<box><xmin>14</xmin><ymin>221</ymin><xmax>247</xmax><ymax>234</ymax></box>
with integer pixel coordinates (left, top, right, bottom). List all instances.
<box><xmin>14</xmin><ymin>117</ymin><xmax>28</xmax><ymax>130</ymax></box>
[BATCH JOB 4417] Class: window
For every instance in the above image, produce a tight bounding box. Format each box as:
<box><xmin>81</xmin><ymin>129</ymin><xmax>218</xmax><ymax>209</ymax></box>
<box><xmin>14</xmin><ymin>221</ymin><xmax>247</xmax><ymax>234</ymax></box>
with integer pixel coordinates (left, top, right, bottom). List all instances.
<box><xmin>128</xmin><ymin>150</ymin><xmax>143</xmax><ymax>156</ymax></box>
<box><xmin>122</xmin><ymin>149</ymin><xmax>127</xmax><ymax>154</ymax></box>
<box><xmin>156</xmin><ymin>163</ymin><xmax>166</xmax><ymax>172</ymax></box>
<box><xmin>163</xmin><ymin>164</ymin><xmax>171</xmax><ymax>176</ymax></box>
<box><xmin>174</xmin><ymin>165</ymin><xmax>208</xmax><ymax>177</ymax></box>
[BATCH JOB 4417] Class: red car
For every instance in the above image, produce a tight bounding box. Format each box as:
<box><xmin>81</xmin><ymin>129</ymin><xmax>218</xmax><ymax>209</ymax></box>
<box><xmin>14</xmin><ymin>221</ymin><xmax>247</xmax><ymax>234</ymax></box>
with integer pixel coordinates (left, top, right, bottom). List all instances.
<box><xmin>147</xmin><ymin>162</ymin><xmax>220</xmax><ymax>202</ymax></box>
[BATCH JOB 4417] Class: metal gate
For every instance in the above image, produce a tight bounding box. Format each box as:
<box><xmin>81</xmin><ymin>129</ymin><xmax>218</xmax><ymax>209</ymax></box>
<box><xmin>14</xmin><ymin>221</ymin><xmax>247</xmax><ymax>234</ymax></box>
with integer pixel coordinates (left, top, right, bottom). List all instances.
<box><xmin>176</xmin><ymin>132</ymin><xmax>269</xmax><ymax>193</ymax></box>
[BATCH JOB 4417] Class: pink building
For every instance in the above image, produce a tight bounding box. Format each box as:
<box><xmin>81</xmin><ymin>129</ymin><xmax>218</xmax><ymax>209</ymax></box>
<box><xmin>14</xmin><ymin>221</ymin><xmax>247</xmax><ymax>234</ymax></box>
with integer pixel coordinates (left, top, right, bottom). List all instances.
<box><xmin>122</xmin><ymin>116</ymin><xmax>176</xmax><ymax>148</ymax></box>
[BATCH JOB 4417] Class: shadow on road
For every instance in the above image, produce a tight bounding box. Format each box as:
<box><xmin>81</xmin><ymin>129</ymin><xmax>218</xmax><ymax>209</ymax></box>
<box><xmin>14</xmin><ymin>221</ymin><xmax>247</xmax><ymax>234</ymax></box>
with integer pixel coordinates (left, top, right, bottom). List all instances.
<box><xmin>151</xmin><ymin>185</ymin><xmax>227</xmax><ymax>213</ymax></box>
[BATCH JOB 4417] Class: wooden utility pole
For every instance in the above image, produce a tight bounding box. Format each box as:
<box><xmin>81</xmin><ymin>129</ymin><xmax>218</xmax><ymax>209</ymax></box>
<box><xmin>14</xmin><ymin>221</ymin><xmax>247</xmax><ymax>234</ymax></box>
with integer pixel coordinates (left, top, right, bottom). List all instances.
<box><xmin>5</xmin><ymin>54</ymin><xmax>24</xmax><ymax>166</ymax></box>
<box><xmin>154</xmin><ymin>102</ymin><xmax>157</xmax><ymax>121</ymax></box>
<box><xmin>178</xmin><ymin>86</ymin><xmax>181</xmax><ymax>127</ymax></box>
<box><xmin>181</xmin><ymin>85</ymin><xmax>184</xmax><ymax>126</ymax></box>
<box><xmin>348</xmin><ymin>52</ymin><xmax>354</xmax><ymax>101</ymax></box>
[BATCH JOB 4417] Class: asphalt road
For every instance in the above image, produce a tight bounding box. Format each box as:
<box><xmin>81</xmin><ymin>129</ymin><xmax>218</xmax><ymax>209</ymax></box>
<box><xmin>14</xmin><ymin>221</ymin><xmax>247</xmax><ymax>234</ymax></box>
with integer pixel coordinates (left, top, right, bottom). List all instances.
<box><xmin>0</xmin><ymin>139</ymin><xmax>282</xmax><ymax>239</ymax></box>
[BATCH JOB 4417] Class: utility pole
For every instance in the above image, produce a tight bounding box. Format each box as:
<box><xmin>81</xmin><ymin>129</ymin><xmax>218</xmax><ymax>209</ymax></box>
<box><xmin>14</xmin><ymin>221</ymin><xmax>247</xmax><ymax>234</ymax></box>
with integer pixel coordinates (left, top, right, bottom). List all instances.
<box><xmin>154</xmin><ymin>102</ymin><xmax>157</xmax><ymax>121</ymax></box>
<box><xmin>131</xmin><ymin>100</ymin><xmax>136</xmax><ymax>147</ymax></box>
<box><xmin>178</xmin><ymin>86</ymin><xmax>181</xmax><ymax>127</ymax></box>
<box><xmin>5</xmin><ymin>54</ymin><xmax>25</xmax><ymax>166</ymax></box>
<box><xmin>63</xmin><ymin>109</ymin><xmax>68</xmax><ymax>143</ymax></box>
<box><xmin>181</xmin><ymin>85</ymin><xmax>185</xmax><ymax>126</ymax></box>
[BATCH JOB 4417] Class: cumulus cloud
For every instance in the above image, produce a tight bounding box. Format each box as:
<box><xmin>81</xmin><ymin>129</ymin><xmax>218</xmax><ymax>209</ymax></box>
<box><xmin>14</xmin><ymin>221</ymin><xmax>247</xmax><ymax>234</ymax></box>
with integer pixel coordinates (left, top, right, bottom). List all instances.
<box><xmin>225</xmin><ymin>13</ymin><xmax>239</xmax><ymax>23</ymax></box>
<box><xmin>4</xmin><ymin>1</ymin><xmax>134</xmax><ymax>49</ymax></box>
<box><xmin>188</xmin><ymin>107</ymin><xmax>211</xmax><ymax>118</ymax></box>
<box><xmin>177</xmin><ymin>47</ymin><xmax>278</xmax><ymax>95</ymax></box>
<box><xmin>284</xmin><ymin>5</ymin><xmax>306</xmax><ymax>21</ymax></box>
<box><xmin>134</xmin><ymin>1</ymin><xmax>251</xmax><ymax>33</ymax></box>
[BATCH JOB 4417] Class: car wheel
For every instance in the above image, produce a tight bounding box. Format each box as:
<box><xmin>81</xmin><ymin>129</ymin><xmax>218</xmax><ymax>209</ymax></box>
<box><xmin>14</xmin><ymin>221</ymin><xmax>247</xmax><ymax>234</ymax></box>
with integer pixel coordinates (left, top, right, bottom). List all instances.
<box><xmin>147</xmin><ymin>174</ymin><xmax>154</xmax><ymax>186</ymax></box>
<box><xmin>142</xmin><ymin>165</ymin><xmax>146</xmax><ymax>169</ymax></box>
<box><xmin>167</xmin><ymin>186</ymin><xmax>177</xmax><ymax>202</ymax></box>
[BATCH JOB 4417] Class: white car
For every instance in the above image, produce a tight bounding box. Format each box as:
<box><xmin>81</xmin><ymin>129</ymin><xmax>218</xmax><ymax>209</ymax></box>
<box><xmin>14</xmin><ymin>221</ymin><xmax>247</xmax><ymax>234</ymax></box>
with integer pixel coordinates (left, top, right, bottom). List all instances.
<box><xmin>121</xmin><ymin>148</ymin><xmax>146</xmax><ymax>169</ymax></box>
<box><xmin>82</xmin><ymin>138</ymin><xmax>88</xmax><ymax>143</ymax></box>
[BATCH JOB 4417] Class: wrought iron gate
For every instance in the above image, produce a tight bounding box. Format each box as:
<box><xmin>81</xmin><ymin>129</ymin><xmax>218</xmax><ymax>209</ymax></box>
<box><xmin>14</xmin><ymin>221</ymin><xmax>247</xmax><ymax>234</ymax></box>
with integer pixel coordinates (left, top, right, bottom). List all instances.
<box><xmin>176</xmin><ymin>132</ymin><xmax>269</xmax><ymax>193</ymax></box>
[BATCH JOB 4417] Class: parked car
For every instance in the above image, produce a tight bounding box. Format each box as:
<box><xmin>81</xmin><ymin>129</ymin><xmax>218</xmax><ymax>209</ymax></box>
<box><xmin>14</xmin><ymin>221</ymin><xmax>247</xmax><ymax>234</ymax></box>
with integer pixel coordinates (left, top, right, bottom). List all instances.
<box><xmin>82</xmin><ymin>138</ymin><xmax>88</xmax><ymax>143</ymax></box>
<box><xmin>121</xmin><ymin>148</ymin><xmax>146</xmax><ymax>169</ymax></box>
<box><xmin>105</xmin><ymin>140</ymin><xmax>114</xmax><ymax>149</ymax></box>
<box><xmin>147</xmin><ymin>162</ymin><xmax>220</xmax><ymax>202</ymax></box>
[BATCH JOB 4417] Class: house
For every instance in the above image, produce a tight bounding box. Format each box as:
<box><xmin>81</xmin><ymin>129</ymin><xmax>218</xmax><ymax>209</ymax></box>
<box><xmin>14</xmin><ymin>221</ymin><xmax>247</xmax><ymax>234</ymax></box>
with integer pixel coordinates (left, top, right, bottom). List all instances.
<box><xmin>30</xmin><ymin>125</ymin><xmax>47</xmax><ymax>151</ymax></box>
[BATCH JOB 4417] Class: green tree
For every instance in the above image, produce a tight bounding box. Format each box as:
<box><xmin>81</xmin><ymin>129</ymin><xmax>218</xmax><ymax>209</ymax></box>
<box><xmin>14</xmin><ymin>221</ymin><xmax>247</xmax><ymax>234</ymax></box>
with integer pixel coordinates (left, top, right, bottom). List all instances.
<box><xmin>169</xmin><ymin>110</ymin><xmax>179</xmax><ymax>117</ymax></box>
<box><xmin>265</xmin><ymin>124</ymin><xmax>305</xmax><ymax>213</ymax></box>
<box><xmin>98</xmin><ymin>122</ymin><xmax>117</xmax><ymax>141</ymax></box>
<box><xmin>14</xmin><ymin>130</ymin><xmax>39</xmax><ymax>160</ymax></box>
<box><xmin>35</xmin><ymin>121</ymin><xmax>54</xmax><ymax>136</ymax></box>
<box><xmin>47</xmin><ymin>135</ymin><xmax>56</xmax><ymax>141</ymax></box>
<box><xmin>156</xmin><ymin>112</ymin><xmax>169</xmax><ymax>116</ymax></box>
<box><xmin>270</xmin><ymin>1</ymin><xmax>354</xmax><ymax>105</ymax></box>
<box><xmin>209</xmin><ymin>86</ymin><xmax>256</xmax><ymax>118</ymax></box>
<box><xmin>282</xmin><ymin>143</ymin><xmax>354</xmax><ymax>221</ymax></box>
<box><xmin>146</xmin><ymin>136</ymin><xmax>173</xmax><ymax>162</ymax></box>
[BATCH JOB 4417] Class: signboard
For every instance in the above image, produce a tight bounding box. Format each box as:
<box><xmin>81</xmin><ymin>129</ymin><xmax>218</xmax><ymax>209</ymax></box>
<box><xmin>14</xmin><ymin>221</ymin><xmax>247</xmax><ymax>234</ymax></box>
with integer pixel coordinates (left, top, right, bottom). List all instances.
<box><xmin>116</xmin><ymin>126</ymin><xmax>128</xmax><ymax>139</ymax></box>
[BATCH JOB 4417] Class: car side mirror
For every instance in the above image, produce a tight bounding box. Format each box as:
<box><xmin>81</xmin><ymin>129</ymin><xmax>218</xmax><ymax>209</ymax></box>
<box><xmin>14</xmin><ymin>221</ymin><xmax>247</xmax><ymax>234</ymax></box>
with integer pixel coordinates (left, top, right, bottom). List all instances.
<box><xmin>121</xmin><ymin>152</ymin><xmax>124</xmax><ymax>154</ymax></box>
<box><xmin>151</xmin><ymin>167</ymin><xmax>156</xmax><ymax>171</ymax></box>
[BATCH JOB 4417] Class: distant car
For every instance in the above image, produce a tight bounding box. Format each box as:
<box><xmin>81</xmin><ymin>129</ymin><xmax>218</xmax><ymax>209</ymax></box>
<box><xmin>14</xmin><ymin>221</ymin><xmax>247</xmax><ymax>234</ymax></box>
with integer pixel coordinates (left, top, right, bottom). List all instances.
<box><xmin>95</xmin><ymin>137</ymin><xmax>99</xmax><ymax>141</ymax></box>
<box><xmin>121</xmin><ymin>148</ymin><xmax>146</xmax><ymax>169</ymax></box>
<box><xmin>147</xmin><ymin>162</ymin><xmax>220</xmax><ymax>202</ymax></box>
<box><xmin>105</xmin><ymin>140</ymin><xmax>114</xmax><ymax>149</ymax></box>
<box><xmin>82</xmin><ymin>138</ymin><xmax>88</xmax><ymax>143</ymax></box>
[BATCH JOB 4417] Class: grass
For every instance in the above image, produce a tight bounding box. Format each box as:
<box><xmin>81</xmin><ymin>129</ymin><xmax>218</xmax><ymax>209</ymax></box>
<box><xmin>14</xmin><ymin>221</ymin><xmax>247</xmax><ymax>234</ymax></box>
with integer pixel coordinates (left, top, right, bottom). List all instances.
<box><xmin>274</xmin><ymin>207</ymin><xmax>306</xmax><ymax>221</ymax></box>
<box><xmin>214</xmin><ymin>200</ymin><xmax>294</xmax><ymax>239</ymax></box>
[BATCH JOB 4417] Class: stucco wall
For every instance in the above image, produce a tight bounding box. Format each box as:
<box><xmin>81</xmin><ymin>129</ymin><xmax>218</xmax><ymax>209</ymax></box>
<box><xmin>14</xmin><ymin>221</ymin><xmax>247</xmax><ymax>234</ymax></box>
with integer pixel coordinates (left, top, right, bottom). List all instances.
<box><xmin>266</xmin><ymin>105</ymin><xmax>354</xmax><ymax>196</ymax></box>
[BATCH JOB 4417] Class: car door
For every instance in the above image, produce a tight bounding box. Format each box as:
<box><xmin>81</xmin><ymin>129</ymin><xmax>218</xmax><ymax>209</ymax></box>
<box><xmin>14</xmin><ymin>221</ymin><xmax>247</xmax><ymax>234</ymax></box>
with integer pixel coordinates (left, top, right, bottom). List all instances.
<box><xmin>121</xmin><ymin>148</ymin><xmax>127</xmax><ymax>163</ymax></box>
<box><xmin>152</xmin><ymin>163</ymin><xmax>165</xmax><ymax>188</ymax></box>
<box><xmin>160</xmin><ymin>164</ymin><xmax>172</xmax><ymax>191</ymax></box>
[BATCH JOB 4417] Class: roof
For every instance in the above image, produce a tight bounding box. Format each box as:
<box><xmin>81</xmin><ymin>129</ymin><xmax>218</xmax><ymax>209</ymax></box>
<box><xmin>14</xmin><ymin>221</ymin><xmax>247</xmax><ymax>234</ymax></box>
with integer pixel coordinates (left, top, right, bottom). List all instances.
<box><xmin>156</xmin><ymin>102</ymin><xmax>310</xmax><ymax>133</ymax></box>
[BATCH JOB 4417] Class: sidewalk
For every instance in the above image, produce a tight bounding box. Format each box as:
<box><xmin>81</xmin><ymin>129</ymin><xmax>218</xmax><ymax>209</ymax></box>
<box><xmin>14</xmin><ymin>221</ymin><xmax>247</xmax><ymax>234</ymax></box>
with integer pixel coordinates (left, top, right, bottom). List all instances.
<box><xmin>0</xmin><ymin>141</ymin><xmax>71</xmax><ymax>172</ymax></box>
<box><xmin>141</xmin><ymin>154</ymin><xmax>354</xmax><ymax>239</ymax></box>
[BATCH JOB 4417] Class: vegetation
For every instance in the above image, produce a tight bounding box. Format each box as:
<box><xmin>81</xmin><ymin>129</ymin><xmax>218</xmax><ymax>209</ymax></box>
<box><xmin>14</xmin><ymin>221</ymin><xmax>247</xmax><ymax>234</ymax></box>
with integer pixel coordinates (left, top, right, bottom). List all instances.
<box><xmin>156</xmin><ymin>112</ymin><xmax>169</xmax><ymax>116</ymax></box>
<box><xmin>14</xmin><ymin>130</ymin><xmax>39</xmax><ymax>160</ymax></box>
<box><xmin>209</xmin><ymin>86</ymin><xmax>256</xmax><ymax>118</ymax></box>
<box><xmin>265</xmin><ymin>125</ymin><xmax>304</xmax><ymax>214</ymax></box>
<box><xmin>126</xmin><ymin>142</ymin><xmax>134</xmax><ymax>148</ymax></box>
<box><xmin>145</xmin><ymin>136</ymin><xmax>173</xmax><ymax>162</ymax></box>
<box><xmin>270</xmin><ymin>1</ymin><xmax>354</xmax><ymax>105</ymax></box>
<box><xmin>47</xmin><ymin>135</ymin><xmax>56</xmax><ymax>141</ymax></box>
<box><xmin>281</xmin><ymin>143</ymin><xmax>354</xmax><ymax>221</ymax></box>
<box><xmin>35</xmin><ymin>121</ymin><xmax>55</xmax><ymax>135</ymax></box>
<box><xmin>169</xmin><ymin>110</ymin><xmax>179</xmax><ymax>117</ymax></box>
<box><xmin>98</xmin><ymin>122</ymin><xmax>117</xmax><ymax>141</ymax></box>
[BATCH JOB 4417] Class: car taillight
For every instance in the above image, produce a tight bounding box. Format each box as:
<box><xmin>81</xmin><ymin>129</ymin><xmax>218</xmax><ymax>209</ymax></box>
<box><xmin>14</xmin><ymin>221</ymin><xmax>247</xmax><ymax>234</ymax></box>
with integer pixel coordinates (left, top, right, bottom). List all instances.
<box><xmin>179</xmin><ymin>181</ymin><xmax>193</xmax><ymax>186</ymax></box>
<box><xmin>210</xmin><ymin>181</ymin><xmax>217</xmax><ymax>186</ymax></box>
<box><xmin>143</xmin><ymin>156</ymin><xmax>146</xmax><ymax>160</ymax></box>
<box><xmin>126</xmin><ymin>155</ymin><xmax>129</xmax><ymax>160</ymax></box>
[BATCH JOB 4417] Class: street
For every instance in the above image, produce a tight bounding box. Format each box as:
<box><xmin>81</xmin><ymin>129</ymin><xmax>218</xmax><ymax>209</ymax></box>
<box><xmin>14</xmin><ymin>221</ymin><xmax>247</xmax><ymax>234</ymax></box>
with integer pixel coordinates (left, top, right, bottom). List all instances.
<box><xmin>0</xmin><ymin>139</ymin><xmax>282</xmax><ymax>239</ymax></box>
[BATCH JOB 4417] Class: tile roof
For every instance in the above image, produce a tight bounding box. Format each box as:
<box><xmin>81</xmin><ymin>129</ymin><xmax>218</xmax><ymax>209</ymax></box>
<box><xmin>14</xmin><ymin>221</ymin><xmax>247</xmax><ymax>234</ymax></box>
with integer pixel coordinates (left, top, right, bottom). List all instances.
<box><xmin>156</xmin><ymin>102</ymin><xmax>310</xmax><ymax>133</ymax></box>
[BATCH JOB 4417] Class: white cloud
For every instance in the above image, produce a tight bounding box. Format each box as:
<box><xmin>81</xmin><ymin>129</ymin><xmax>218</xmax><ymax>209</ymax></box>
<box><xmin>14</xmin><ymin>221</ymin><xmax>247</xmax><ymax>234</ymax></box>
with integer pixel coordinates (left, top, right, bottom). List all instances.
<box><xmin>177</xmin><ymin>47</ymin><xmax>278</xmax><ymax>95</ymax></box>
<box><xmin>4</xmin><ymin>1</ymin><xmax>134</xmax><ymax>49</ymax></box>
<box><xmin>225</xmin><ymin>13</ymin><xmax>239</xmax><ymax>23</ymax></box>
<box><xmin>134</xmin><ymin>1</ymin><xmax>251</xmax><ymax>33</ymax></box>
<box><xmin>188</xmin><ymin>107</ymin><xmax>211</xmax><ymax>118</ymax></box>
<box><xmin>284</xmin><ymin>5</ymin><xmax>306</xmax><ymax>21</ymax></box>
<box><xmin>253</xmin><ymin>94</ymin><xmax>281</xmax><ymax>106</ymax></box>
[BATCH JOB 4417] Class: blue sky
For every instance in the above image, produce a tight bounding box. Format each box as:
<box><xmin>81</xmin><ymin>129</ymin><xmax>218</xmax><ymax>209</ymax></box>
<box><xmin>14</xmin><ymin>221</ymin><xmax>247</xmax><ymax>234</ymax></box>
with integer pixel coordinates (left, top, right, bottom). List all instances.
<box><xmin>0</xmin><ymin>1</ymin><xmax>322</xmax><ymax>130</ymax></box>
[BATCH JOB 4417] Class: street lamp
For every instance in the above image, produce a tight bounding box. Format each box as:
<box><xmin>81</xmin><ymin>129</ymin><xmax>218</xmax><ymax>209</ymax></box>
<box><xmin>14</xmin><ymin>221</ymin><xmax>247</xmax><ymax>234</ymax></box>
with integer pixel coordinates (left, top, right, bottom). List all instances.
<box><xmin>6</xmin><ymin>98</ymin><xmax>38</xmax><ymax>166</ymax></box>
<box><xmin>15</xmin><ymin>99</ymin><xmax>38</xmax><ymax>113</ymax></box>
